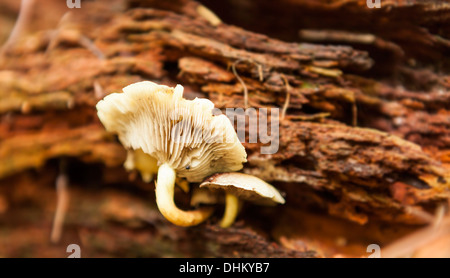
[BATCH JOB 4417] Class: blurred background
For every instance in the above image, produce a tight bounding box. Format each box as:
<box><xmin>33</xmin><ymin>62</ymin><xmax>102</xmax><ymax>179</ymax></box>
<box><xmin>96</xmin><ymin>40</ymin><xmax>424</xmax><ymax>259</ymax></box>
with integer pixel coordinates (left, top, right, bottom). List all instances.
<box><xmin>0</xmin><ymin>0</ymin><xmax>449</xmax><ymax>258</ymax></box>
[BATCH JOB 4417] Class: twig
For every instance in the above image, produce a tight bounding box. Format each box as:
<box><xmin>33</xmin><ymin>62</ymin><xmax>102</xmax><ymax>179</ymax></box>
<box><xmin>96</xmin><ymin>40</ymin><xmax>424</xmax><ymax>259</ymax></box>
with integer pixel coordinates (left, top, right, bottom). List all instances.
<box><xmin>46</xmin><ymin>12</ymin><xmax>105</xmax><ymax>60</ymax></box>
<box><xmin>286</xmin><ymin>112</ymin><xmax>330</xmax><ymax>121</ymax></box>
<box><xmin>196</xmin><ymin>4</ymin><xmax>222</xmax><ymax>26</ymax></box>
<box><xmin>404</xmin><ymin>206</ymin><xmax>435</xmax><ymax>223</ymax></box>
<box><xmin>94</xmin><ymin>81</ymin><xmax>105</xmax><ymax>100</ymax></box>
<box><xmin>382</xmin><ymin>205</ymin><xmax>450</xmax><ymax>258</ymax></box>
<box><xmin>231</xmin><ymin>60</ymin><xmax>249</xmax><ymax>109</ymax></box>
<box><xmin>299</xmin><ymin>29</ymin><xmax>404</xmax><ymax>58</ymax></box>
<box><xmin>50</xmin><ymin>159</ymin><xmax>70</xmax><ymax>243</ymax></box>
<box><xmin>280</xmin><ymin>74</ymin><xmax>291</xmax><ymax>120</ymax></box>
<box><xmin>0</xmin><ymin>0</ymin><xmax>35</xmax><ymax>56</ymax></box>
<box><xmin>352</xmin><ymin>101</ymin><xmax>358</xmax><ymax>127</ymax></box>
<box><xmin>432</xmin><ymin>205</ymin><xmax>446</xmax><ymax>228</ymax></box>
<box><xmin>230</xmin><ymin>59</ymin><xmax>264</xmax><ymax>109</ymax></box>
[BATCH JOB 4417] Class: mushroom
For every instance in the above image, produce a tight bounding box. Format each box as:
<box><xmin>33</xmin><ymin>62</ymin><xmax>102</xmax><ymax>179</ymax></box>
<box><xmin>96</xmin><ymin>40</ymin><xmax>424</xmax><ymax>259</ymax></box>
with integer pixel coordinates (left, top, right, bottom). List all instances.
<box><xmin>124</xmin><ymin>148</ymin><xmax>190</xmax><ymax>193</ymax></box>
<box><xmin>199</xmin><ymin>172</ymin><xmax>285</xmax><ymax>228</ymax></box>
<box><xmin>124</xmin><ymin>148</ymin><xmax>159</xmax><ymax>183</ymax></box>
<box><xmin>96</xmin><ymin>81</ymin><xmax>247</xmax><ymax>226</ymax></box>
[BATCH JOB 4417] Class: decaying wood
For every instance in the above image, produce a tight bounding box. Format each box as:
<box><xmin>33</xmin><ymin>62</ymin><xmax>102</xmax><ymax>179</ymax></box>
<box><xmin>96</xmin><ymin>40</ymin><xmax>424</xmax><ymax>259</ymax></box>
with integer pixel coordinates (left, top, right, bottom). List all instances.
<box><xmin>0</xmin><ymin>0</ymin><xmax>449</xmax><ymax>257</ymax></box>
<box><xmin>0</xmin><ymin>167</ymin><xmax>315</xmax><ymax>257</ymax></box>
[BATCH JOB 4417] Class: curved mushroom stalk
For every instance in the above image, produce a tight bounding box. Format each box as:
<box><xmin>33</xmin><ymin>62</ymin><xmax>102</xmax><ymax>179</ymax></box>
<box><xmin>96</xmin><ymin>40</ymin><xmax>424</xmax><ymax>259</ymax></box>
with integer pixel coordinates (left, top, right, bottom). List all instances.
<box><xmin>96</xmin><ymin>81</ymin><xmax>247</xmax><ymax>226</ymax></box>
<box><xmin>155</xmin><ymin>163</ymin><xmax>214</xmax><ymax>227</ymax></box>
<box><xmin>219</xmin><ymin>193</ymin><xmax>243</xmax><ymax>228</ymax></box>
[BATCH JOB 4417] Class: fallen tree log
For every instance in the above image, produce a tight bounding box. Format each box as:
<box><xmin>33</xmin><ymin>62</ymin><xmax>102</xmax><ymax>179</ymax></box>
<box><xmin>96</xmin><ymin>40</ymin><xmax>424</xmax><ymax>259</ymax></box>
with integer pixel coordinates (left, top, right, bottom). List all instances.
<box><xmin>0</xmin><ymin>0</ymin><xmax>449</xmax><ymax>257</ymax></box>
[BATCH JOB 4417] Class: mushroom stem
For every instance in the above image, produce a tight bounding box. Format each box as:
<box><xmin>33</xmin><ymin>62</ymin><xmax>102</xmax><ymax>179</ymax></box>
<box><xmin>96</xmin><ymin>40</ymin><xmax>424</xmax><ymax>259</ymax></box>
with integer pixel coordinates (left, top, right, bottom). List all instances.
<box><xmin>220</xmin><ymin>192</ymin><xmax>241</xmax><ymax>228</ymax></box>
<box><xmin>155</xmin><ymin>163</ymin><xmax>213</xmax><ymax>226</ymax></box>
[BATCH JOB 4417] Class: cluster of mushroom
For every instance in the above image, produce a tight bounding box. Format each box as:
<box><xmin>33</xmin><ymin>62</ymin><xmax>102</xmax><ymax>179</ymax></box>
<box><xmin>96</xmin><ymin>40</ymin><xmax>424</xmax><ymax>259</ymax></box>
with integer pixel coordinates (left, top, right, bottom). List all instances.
<box><xmin>96</xmin><ymin>81</ymin><xmax>285</xmax><ymax>227</ymax></box>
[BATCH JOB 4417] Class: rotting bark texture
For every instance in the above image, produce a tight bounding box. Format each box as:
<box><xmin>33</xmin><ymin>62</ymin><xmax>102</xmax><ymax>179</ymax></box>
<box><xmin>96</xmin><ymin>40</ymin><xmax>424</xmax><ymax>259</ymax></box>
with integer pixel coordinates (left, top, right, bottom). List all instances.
<box><xmin>0</xmin><ymin>0</ymin><xmax>449</xmax><ymax>257</ymax></box>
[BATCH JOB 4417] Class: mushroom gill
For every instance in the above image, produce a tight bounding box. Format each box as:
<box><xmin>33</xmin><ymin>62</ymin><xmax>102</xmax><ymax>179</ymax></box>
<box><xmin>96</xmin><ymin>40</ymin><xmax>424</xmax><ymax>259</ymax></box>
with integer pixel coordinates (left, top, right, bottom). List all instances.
<box><xmin>96</xmin><ymin>81</ymin><xmax>247</xmax><ymax>226</ymax></box>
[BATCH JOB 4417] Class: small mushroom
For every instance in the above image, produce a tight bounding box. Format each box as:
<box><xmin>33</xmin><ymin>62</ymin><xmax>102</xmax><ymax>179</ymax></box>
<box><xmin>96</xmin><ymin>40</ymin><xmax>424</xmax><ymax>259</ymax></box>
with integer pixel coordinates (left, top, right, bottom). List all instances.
<box><xmin>96</xmin><ymin>81</ymin><xmax>247</xmax><ymax>226</ymax></box>
<box><xmin>199</xmin><ymin>172</ymin><xmax>285</xmax><ymax>228</ymax></box>
<box><xmin>124</xmin><ymin>148</ymin><xmax>159</xmax><ymax>183</ymax></box>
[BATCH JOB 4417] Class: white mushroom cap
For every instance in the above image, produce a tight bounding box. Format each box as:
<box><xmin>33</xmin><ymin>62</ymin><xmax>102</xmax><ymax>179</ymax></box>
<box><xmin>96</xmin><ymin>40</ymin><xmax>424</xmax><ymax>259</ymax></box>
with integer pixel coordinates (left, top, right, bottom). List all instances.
<box><xmin>200</xmin><ymin>172</ymin><xmax>285</xmax><ymax>206</ymax></box>
<box><xmin>96</xmin><ymin>81</ymin><xmax>247</xmax><ymax>181</ymax></box>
